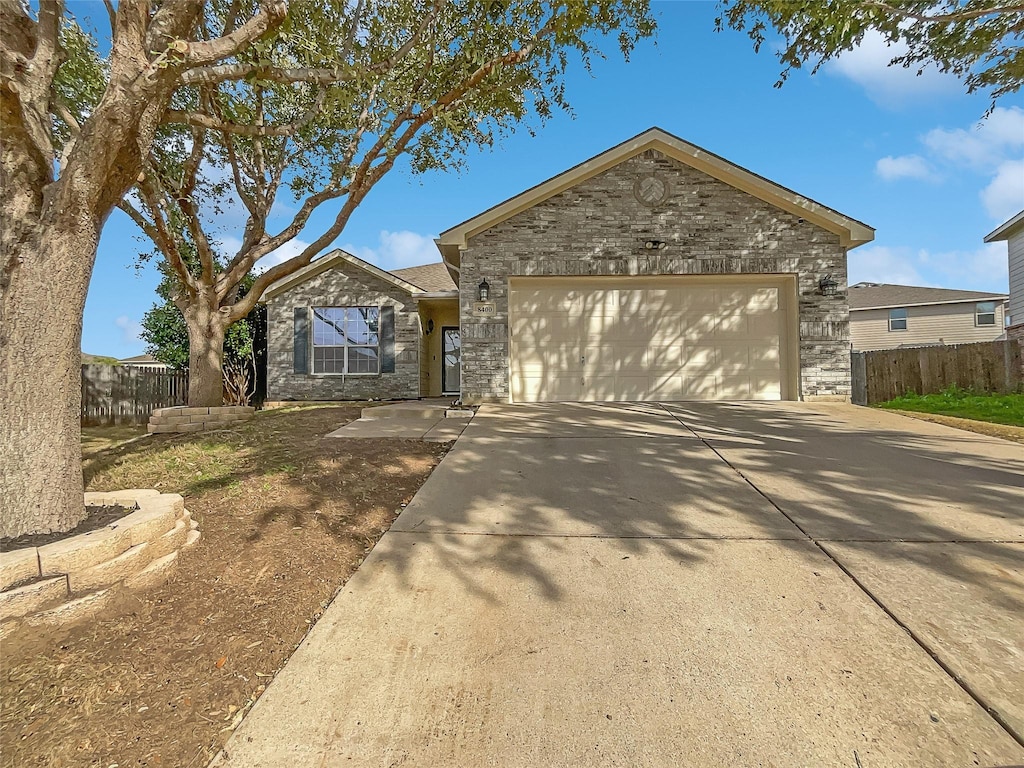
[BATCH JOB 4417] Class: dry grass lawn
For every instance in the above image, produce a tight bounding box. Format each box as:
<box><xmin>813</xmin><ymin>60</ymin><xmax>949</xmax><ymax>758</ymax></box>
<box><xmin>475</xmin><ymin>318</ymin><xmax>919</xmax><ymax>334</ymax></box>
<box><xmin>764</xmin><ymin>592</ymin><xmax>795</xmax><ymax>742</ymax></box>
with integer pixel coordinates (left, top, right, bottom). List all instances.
<box><xmin>1</xmin><ymin>406</ymin><xmax>449</xmax><ymax>768</ymax></box>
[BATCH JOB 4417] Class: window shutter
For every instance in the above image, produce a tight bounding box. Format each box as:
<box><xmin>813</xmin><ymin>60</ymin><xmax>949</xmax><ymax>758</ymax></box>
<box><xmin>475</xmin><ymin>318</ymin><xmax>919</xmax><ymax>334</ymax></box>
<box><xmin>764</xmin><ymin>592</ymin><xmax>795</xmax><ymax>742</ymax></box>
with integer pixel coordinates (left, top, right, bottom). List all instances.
<box><xmin>293</xmin><ymin>308</ymin><xmax>309</xmax><ymax>374</ymax></box>
<box><xmin>380</xmin><ymin>305</ymin><xmax>395</xmax><ymax>374</ymax></box>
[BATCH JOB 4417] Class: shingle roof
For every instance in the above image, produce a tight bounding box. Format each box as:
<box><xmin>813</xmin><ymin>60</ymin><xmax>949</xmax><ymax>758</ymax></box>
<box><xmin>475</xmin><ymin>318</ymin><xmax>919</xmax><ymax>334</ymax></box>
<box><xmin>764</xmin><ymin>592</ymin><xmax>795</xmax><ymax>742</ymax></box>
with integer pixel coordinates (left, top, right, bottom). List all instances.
<box><xmin>118</xmin><ymin>354</ymin><xmax>162</xmax><ymax>363</ymax></box>
<box><xmin>390</xmin><ymin>262</ymin><xmax>457</xmax><ymax>292</ymax></box>
<box><xmin>849</xmin><ymin>283</ymin><xmax>1007</xmax><ymax>310</ymax></box>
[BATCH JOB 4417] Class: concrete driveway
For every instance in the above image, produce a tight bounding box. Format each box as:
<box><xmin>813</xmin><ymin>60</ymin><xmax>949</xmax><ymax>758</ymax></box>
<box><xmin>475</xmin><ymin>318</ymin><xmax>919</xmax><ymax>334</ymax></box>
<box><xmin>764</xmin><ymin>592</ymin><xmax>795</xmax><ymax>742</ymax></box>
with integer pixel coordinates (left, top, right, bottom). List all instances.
<box><xmin>214</xmin><ymin>402</ymin><xmax>1024</xmax><ymax>767</ymax></box>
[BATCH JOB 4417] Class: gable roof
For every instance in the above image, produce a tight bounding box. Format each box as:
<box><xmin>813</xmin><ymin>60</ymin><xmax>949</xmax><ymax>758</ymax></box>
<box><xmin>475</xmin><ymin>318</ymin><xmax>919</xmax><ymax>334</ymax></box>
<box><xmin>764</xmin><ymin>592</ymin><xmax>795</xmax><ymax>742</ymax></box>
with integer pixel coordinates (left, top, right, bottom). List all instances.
<box><xmin>262</xmin><ymin>249</ymin><xmax>424</xmax><ymax>301</ymax></box>
<box><xmin>849</xmin><ymin>283</ymin><xmax>1007</xmax><ymax>311</ymax></box>
<box><xmin>390</xmin><ymin>262</ymin><xmax>457</xmax><ymax>292</ymax></box>
<box><xmin>118</xmin><ymin>354</ymin><xmax>163</xmax><ymax>364</ymax></box>
<box><xmin>984</xmin><ymin>209</ymin><xmax>1024</xmax><ymax>242</ymax></box>
<box><xmin>436</xmin><ymin>127</ymin><xmax>875</xmax><ymax>273</ymax></box>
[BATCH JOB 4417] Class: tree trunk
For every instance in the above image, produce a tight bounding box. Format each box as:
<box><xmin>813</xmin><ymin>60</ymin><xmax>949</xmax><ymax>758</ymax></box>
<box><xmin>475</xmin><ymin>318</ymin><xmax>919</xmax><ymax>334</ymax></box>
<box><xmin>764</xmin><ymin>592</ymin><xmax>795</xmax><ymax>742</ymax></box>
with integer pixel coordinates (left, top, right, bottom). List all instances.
<box><xmin>184</xmin><ymin>300</ymin><xmax>229</xmax><ymax>408</ymax></box>
<box><xmin>0</xmin><ymin>225</ymin><xmax>98</xmax><ymax>538</ymax></box>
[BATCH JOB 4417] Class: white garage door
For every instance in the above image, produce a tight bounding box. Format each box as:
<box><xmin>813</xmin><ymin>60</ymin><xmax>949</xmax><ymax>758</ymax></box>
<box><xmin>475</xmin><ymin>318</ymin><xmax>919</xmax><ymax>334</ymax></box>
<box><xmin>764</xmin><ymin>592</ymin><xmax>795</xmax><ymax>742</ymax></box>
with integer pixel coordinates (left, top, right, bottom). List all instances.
<box><xmin>509</xmin><ymin>276</ymin><xmax>794</xmax><ymax>402</ymax></box>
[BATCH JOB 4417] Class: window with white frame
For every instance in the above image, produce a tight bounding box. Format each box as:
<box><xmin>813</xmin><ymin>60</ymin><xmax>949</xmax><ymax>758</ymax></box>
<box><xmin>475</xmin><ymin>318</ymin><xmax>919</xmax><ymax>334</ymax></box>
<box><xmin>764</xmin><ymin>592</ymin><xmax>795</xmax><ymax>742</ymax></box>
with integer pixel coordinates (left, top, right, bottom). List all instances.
<box><xmin>888</xmin><ymin>307</ymin><xmax>907</xmax><ymax>331</ymax></box>
<box><xmin>312</xmin><ymin>307</ymin><xmax>380</xmax><ymax>374</ymax></box>
<box><xmin>975</xmin><ymin>301</ymin><xmax>996</xmax><ymax>326</ymax></box>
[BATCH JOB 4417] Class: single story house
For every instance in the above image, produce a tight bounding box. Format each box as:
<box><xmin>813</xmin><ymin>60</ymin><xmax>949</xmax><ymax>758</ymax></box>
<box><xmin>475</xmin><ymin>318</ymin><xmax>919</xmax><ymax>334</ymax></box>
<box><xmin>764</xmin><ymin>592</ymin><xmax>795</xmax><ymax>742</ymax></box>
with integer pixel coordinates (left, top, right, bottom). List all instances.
<box><xmin>849</xmin><ymin>283</ymin><xmax>1008</xmax><ymax>352</ymax></box>
<box><xmin>263</xmin><ymin>127</ymin><xmax>874</xmax><ymax>404</ymax></box>
<box><xmin>117</xmin><ymin>354</ymin><xmax>170</xmax><ymax>371</ymax></box>
<box><xmin>985</xmin><ymin>209</ymin><xmax>1024</xmax><ymax>347</ymax></box>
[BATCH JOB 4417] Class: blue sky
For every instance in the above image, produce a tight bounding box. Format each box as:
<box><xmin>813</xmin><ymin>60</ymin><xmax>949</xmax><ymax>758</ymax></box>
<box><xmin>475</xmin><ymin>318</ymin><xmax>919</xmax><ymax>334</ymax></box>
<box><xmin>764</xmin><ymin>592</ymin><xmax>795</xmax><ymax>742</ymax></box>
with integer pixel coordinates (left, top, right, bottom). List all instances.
<box><xmin>82</xmin><ymin>1</ymin><xmax>1024</xmax><ymax>358</ymax></box>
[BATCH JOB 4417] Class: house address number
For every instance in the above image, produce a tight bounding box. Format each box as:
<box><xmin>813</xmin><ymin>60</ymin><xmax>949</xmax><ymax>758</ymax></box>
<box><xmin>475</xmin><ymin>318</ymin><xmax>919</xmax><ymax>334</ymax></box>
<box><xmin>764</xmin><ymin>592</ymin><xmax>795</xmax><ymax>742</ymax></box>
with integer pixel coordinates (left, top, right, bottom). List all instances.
<box><xmin>473</xmin><ymin>301</ymin><xmax>496</xmax><ymax>317</ymax></box>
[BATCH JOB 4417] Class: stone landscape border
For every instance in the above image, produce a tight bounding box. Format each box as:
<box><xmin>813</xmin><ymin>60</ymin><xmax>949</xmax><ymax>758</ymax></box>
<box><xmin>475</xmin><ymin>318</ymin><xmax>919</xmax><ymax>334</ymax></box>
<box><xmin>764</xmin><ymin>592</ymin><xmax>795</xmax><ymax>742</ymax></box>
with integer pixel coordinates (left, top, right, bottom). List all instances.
<box><xmin>0</xmin><ymin>490</ymin><xmax>199</xmax><ymax>638</ymax></box>
<box><xmin>149</xmin><ymin>405</ymin><xmax>255</xmax><ymax>433</ymax></box>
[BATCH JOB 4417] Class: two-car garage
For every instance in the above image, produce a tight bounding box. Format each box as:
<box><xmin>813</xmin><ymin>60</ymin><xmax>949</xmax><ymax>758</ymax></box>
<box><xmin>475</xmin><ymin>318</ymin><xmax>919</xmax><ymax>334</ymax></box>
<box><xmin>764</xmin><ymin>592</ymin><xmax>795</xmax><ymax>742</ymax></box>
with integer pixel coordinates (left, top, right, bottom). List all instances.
<box><xmin>509</xmin><ymin>275</ymin><xmax>799</xmax><ymax>403</ymax></box>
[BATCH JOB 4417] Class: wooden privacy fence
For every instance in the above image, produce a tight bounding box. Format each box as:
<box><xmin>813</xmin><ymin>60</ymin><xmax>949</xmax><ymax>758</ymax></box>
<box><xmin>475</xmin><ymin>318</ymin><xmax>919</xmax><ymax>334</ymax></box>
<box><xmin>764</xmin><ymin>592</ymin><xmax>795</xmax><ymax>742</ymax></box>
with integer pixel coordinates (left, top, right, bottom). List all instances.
<box><xmin>851</xmin><ymin>339</ymin><xmax>1023</xmax><ymax>405</ymax></box>
<box><xmin>81</xmin><ymin>364</ymin><xmax>188</xmax><ymax>426</ymax></box>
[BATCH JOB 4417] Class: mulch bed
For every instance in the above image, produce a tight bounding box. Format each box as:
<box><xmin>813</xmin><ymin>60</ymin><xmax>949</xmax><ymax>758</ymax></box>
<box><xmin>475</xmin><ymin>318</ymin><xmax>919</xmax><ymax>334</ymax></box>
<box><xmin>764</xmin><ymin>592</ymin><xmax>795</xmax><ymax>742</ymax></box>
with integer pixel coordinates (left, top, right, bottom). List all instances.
<box><xmin>0</xmin><ymin>406</ymin><xmax>449</xmax><ymax>768</ymax></box>
<box><xmin>1</xmin><ymin>505</ymin><xmax>133</xmax><ymax>552</ymax></box>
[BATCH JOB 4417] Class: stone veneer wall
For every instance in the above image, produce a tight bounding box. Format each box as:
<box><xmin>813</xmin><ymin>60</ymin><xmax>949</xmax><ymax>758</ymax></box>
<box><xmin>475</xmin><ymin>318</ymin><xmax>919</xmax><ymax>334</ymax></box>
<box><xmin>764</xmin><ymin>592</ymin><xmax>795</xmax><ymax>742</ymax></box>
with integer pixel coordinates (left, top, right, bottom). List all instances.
<box><xmin>458</xmin><ymin>149</ymin><xmax>851</xmax><ymax>403</ymax></box>
<box><xmin>149</xmin><ymin>405</ymin><xmax>255</xmax><ymax>433</ymax></box>
<box><xmin>0</xmin><ymin>491</ymin><xmax>199</xmax><ymax>638</ymax></box>
<box><xmin>266</xmin><ymin>259</ymin><xmax>420</xmax><ymax>400</ymax></box>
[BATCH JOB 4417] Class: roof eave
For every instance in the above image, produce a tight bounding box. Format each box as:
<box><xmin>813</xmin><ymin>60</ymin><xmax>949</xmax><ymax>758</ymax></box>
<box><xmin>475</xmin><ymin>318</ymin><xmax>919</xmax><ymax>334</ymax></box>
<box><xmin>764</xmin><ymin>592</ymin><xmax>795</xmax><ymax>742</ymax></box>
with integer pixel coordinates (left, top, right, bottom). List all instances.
<box><xmin>260</xmin><ymin>249</ymin><xmax>423</xmax><ymax>302</ymax></box>
<box><xmin>851</xmin><ymin>295</ymin><xmax>1008</xmax><ymax>311</ymax></box>
<box><xmin>437</xmin><ymin>128</ymin><xmax>875</xmax><ymax>252</ymax></box>
<box><xmin>984</xmin><ymin>209</ymin><xmax>1024</xmax><ymax>242</ymax></box>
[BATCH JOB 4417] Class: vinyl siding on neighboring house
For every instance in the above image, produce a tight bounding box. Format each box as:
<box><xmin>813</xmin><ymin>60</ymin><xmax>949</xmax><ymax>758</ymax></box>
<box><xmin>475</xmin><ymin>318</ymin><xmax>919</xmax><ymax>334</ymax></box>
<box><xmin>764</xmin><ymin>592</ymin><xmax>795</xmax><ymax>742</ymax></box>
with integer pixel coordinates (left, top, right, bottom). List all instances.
<box><xmin>1009</xmin><ymin>230</ymin><xmax>1024</xmax><ymax>328</ymax></box>
<box><xmin>850</xmin><ymin>301</ymin><xmax>1005</xmax><ymax>351</ymax></box>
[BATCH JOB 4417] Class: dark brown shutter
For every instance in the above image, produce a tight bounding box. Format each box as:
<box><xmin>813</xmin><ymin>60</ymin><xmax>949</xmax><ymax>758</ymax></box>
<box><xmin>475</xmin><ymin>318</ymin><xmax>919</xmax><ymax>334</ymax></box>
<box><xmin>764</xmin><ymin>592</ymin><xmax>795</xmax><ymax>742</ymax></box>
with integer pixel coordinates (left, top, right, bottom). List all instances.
<box><xmin>380</xmin><ymin>306</ymin><xmax>395</xmax><ymax>373</ymax></box>
<box><xmin>293</xmin><ymin>308</ymin><xmax>309</xmax><ymax>374</ymax></box>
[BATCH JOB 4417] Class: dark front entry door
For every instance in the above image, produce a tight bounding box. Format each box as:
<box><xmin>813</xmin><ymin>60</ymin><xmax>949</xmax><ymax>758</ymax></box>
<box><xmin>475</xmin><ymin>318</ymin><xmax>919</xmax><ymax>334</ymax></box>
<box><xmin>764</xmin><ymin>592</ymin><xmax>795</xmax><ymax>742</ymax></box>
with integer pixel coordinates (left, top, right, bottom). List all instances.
<box><xmin>442</xmin><ymin>327</ymin><xmax>461</xmax><ymax>394</ymax></box>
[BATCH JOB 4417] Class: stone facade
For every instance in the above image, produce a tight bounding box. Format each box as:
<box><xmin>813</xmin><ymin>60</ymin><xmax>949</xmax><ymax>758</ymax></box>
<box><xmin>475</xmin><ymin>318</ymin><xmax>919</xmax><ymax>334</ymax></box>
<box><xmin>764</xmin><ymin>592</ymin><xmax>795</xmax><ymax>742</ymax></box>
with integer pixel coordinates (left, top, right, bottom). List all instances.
<box><xmin>266</xmin><ymin>259</ymin><xmax>420</xmax><ymax>400</ymax></box>
<box><xmin>458</xmin><ymin>149</ymin><xmax>850</xmax><ymax>403</ymax></box>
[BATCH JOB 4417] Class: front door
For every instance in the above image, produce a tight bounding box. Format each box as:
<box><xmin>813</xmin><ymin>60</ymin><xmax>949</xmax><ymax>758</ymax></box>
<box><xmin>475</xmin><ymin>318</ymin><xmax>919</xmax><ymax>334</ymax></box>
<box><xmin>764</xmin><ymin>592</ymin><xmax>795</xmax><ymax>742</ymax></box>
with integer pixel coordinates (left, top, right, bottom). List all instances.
<box><xmin>442</xmin><ymin>327</ymin><xmax>461</xmax><ymax>395</ymax></box>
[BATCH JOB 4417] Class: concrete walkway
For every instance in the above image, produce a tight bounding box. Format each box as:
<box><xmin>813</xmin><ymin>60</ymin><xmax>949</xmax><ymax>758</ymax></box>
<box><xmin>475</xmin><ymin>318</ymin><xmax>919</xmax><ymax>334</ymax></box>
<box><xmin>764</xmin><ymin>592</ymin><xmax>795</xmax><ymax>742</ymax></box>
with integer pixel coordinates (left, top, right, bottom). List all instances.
<box><xmin>214</xmin><ymin>402</ymin><xmax>1024</xmax><ymax>767</ymax></box>
<box><xmin>325</xmin><ymin>399</ymin><xmax>471</xmax><ymax>441</ymax></box>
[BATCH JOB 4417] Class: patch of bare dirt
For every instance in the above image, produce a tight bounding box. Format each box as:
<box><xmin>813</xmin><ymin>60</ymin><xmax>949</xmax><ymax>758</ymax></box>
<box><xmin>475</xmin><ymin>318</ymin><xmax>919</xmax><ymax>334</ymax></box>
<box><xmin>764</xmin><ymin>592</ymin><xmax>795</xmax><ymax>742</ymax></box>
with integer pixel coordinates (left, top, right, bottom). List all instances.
<box><xmin>0</xmin><ymin>406</ymin><xmax>449</xmax><ymax>768</ymax></box>
<box><xmin>890</xmin><ymin>409</ymin><xmax>1024</xmax><ymax>444</ymax></box>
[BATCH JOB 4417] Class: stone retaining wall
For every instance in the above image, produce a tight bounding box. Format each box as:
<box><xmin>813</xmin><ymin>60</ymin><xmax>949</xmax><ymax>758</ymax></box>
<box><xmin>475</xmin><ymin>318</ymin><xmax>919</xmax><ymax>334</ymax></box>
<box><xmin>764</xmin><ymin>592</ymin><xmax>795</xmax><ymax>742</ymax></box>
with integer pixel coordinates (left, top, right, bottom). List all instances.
<box><xmin>0</xmin><ymin>491</ymin><xmax>199</xmax><ymax>638</ymax></box>
<box><xmin>148</xmin><ymin>405</ymin><xmax>255</xmax><ymax>433</ymax></box>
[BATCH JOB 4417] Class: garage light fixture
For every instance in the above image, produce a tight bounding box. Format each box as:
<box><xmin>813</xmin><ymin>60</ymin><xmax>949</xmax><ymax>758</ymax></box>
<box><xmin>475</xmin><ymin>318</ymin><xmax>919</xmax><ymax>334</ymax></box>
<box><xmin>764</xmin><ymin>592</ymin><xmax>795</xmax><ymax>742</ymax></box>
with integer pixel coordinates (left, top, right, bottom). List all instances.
<box><xmin>818</xmin><ymin>274</ymin><xmax>839</xmax><ymax>296</ymax></box>
<box><xmin>644</xmin><ymin>240</ymin><xmax>667</xmax><ymax>250</ymax></box>
<box><xmin>478</xmin><ymin>279</ymin><xmax>490</xmax><ymax>301</ymax></box>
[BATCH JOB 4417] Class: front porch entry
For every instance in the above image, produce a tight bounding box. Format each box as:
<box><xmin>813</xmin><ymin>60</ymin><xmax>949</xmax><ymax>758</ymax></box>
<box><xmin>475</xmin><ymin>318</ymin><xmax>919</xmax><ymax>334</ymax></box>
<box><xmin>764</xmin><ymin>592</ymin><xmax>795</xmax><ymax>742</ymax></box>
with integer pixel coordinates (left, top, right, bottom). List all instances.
<box><xmin>418</xmin><ymin>297</ymin><xmax>460</xmax><ymax>398</ymax></box>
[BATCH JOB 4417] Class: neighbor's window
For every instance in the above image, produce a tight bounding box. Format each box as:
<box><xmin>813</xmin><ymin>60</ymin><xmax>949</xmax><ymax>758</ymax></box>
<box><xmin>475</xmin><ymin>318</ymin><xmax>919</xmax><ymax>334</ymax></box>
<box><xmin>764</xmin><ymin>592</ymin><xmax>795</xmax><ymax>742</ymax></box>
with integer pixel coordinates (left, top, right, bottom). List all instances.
<box><xmin>888</xmin><ymin>307</ymin><xmax>907</xmax><ymax>331</ymax></box>
<box><xmin>975</xmin><ymin>301</ymin><xmax>996</xmax><ymax>326</ymax></box>
<box><xmin>312</xmin><ymin>307</ymin><xmax>380</xmax><ymax>374</ymax></box>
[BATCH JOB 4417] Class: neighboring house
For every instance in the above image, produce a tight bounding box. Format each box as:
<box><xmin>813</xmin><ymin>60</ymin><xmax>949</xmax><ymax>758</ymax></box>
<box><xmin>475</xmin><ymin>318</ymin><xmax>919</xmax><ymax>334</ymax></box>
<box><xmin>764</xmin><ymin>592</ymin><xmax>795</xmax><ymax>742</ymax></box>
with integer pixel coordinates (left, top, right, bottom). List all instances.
<box><xmin>117</xmin><ymin>354</ymin><xmax>170</xmax><ymax>371</ymax></box>
<box><xmin>263</xmin><ymin>127</ymin><xmax>874</xmax><ymax>404</ymax></box>
<box><xmin>985</xmin><ymin>209</ymin><xmax>1024</xmax><ymax>347</ymax></box>
<box><xmin>849</xmin><ymin>283</ymin><xmax>1008</xmax><ymax>352</ymax></box>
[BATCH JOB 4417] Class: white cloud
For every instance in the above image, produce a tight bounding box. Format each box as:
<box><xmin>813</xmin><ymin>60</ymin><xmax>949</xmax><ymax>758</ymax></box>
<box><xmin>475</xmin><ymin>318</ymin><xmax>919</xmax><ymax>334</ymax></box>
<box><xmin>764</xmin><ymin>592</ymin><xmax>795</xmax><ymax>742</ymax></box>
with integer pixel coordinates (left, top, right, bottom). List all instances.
<box><xmin>922</xmin><ymin>106</ymin><xmax>1024</xmax><ymax>170</ymax></box>
<box><xmin>849</xmin><ymin>245</ymin><xmax>928</xmax><ymax>287</ymax></box>
<box><xmin>851</xmin><ymin>243</ymin><xmax>1008</xmax><ymax>292</ymax></box>
<box><xmin>981</xmin><ymin>159</ymin><xmax>1024</xmax><ymax>222</ymax></box>
<box><xmin>872</xmin><ymin>107</ymin><xmax>1024</xmax><ymax>220</ymax></box>
<box><xmin>875</xmin><ymin>154</ymin><xmax>936</xmax><ymax>182</ymax></box>
<box><xmin>342</xmin><ymin>230</ymin><xmax>440</xmax><ymax>271</ymax></box>
<box><xmin>115</xmin><ymin>315</ymin><xmax>143</xmax><ymax>343</ymax></box>
<box><xmin>827</xmin><ymin>31</ymin><xmax>960</xmax><ymax>107</ymax></box>
<box><xmin>257</xmin><ymin>239</ymin><xmax>313</xmax><ymax>271</ymax></box>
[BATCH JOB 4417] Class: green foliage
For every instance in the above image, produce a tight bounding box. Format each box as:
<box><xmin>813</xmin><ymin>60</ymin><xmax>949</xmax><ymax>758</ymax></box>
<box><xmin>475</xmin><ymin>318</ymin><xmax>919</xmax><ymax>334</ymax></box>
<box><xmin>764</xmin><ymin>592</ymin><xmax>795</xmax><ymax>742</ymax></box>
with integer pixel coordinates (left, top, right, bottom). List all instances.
<box><xmin>717</xmin><ymin>0</ymin><xmax>1024</xmax><ymax>106</ymax></box>
<box><xmin>875</xmin><ymin>385</ymin><xmax>1024</xmax><ymax>425</ymax></box>
<box><xmin>140</xmin><ymin>276</ymin><xmax>264</xmax><ymax>371</ymax></box>
<box><xmin>81</xmin><ymin>353</ymin><xmax>120</xmax><ymax>365</ymax></box>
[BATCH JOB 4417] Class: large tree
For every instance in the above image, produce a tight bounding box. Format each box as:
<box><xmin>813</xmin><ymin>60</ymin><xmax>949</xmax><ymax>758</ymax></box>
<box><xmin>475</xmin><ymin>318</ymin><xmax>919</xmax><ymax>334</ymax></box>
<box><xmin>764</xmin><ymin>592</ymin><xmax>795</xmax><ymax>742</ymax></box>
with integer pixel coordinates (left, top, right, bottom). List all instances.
<box><xmin>717</xmin><ymin>0</ymin><xmax>1024</xmax><ymax>104</ymax></box>
<box><xmin>1</xmin><ymin>1</ymin><xmax>291</xmax><ymax>538</ymax></box>
<box><xmin>120</xmin><ymin>0</ymin><xmax>655</xmax><ymax>408</ymax></box>
<box><xmin>0</xmin><ymin>1</ymin><xmax>654</xmax><ymax>538</ymax></box>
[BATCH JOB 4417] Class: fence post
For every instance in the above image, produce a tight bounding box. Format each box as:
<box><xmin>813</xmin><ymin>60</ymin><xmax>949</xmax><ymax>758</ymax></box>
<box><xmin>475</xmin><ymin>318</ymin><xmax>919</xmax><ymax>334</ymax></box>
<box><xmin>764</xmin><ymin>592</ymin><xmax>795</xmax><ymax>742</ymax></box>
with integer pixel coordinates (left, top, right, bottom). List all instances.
<box><xmin>850</xmin><ymin>351</ymin><xmax>867</xmax><ymax>406</ymax></box>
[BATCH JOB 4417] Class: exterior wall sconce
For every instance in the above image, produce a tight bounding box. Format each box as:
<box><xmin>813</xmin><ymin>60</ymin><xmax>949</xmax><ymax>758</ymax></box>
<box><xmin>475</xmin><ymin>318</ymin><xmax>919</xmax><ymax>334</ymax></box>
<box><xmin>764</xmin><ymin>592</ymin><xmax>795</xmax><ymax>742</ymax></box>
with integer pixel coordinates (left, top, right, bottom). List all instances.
<box><xmin>478</xmin><ymin>279</ymin><xmax>490</xmax><ymax>301</ymax></box>
<box><xmin>425</xmin><ymin>318</ymin><xmax>435</xmax><ymax>335</ymax></box>
<box><xmin>818</xmin><ymin>274</ymin><xmax>839</xmax><ymax>296</ymax></box>
<box><xmin>644</xmin><ymin>240</ymin><xmax>667</xmax><ymax>250</ymax></box>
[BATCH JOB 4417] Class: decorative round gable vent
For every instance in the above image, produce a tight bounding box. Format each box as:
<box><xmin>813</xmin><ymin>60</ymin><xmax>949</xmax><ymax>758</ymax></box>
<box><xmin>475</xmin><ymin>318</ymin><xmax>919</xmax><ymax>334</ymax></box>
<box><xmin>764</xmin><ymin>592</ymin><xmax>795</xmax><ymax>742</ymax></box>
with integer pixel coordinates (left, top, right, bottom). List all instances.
<box><xmin>633</xmin><ymin>174</ymin><xmax>670</xmax><ymax>207</ymax></box>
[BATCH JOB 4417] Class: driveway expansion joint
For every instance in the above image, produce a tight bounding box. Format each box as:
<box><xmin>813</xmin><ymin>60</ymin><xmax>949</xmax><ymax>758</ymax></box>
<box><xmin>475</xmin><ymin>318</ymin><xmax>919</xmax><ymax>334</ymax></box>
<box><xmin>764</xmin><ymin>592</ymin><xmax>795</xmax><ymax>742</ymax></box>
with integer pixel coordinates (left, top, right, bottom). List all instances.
<box><xmin>656</xmin><ymin>402</ymin><xmax>1024</xmax><ymax>751</ymax></box>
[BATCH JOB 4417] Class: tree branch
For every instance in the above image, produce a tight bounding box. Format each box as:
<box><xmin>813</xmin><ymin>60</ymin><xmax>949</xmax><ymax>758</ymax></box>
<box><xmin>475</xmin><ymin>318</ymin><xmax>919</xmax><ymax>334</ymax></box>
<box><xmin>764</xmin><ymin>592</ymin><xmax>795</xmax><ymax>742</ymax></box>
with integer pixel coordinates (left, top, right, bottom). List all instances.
<box><xmin>163</xmin><ymin>88</ymin><xmax>326</xmax><ymax>136</ymax></box>
<box><xmin>858</xmin><ymin>0</ymin><xmax>1024</xmax><ymax>24</ymax></box>
<box><xmin>181</xmin><ymin>0</ymin><xmax>444</xmax><ymax>86</ymax></box>
<box><xmin>183</xmin><ymin>0</ymin><xmax>288</xmax><ymax>66</ymax></box>
<box><xmin>119</xmin><ymin>192</ymin><xmax>198</xmax><ymax>295</ymax></box>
